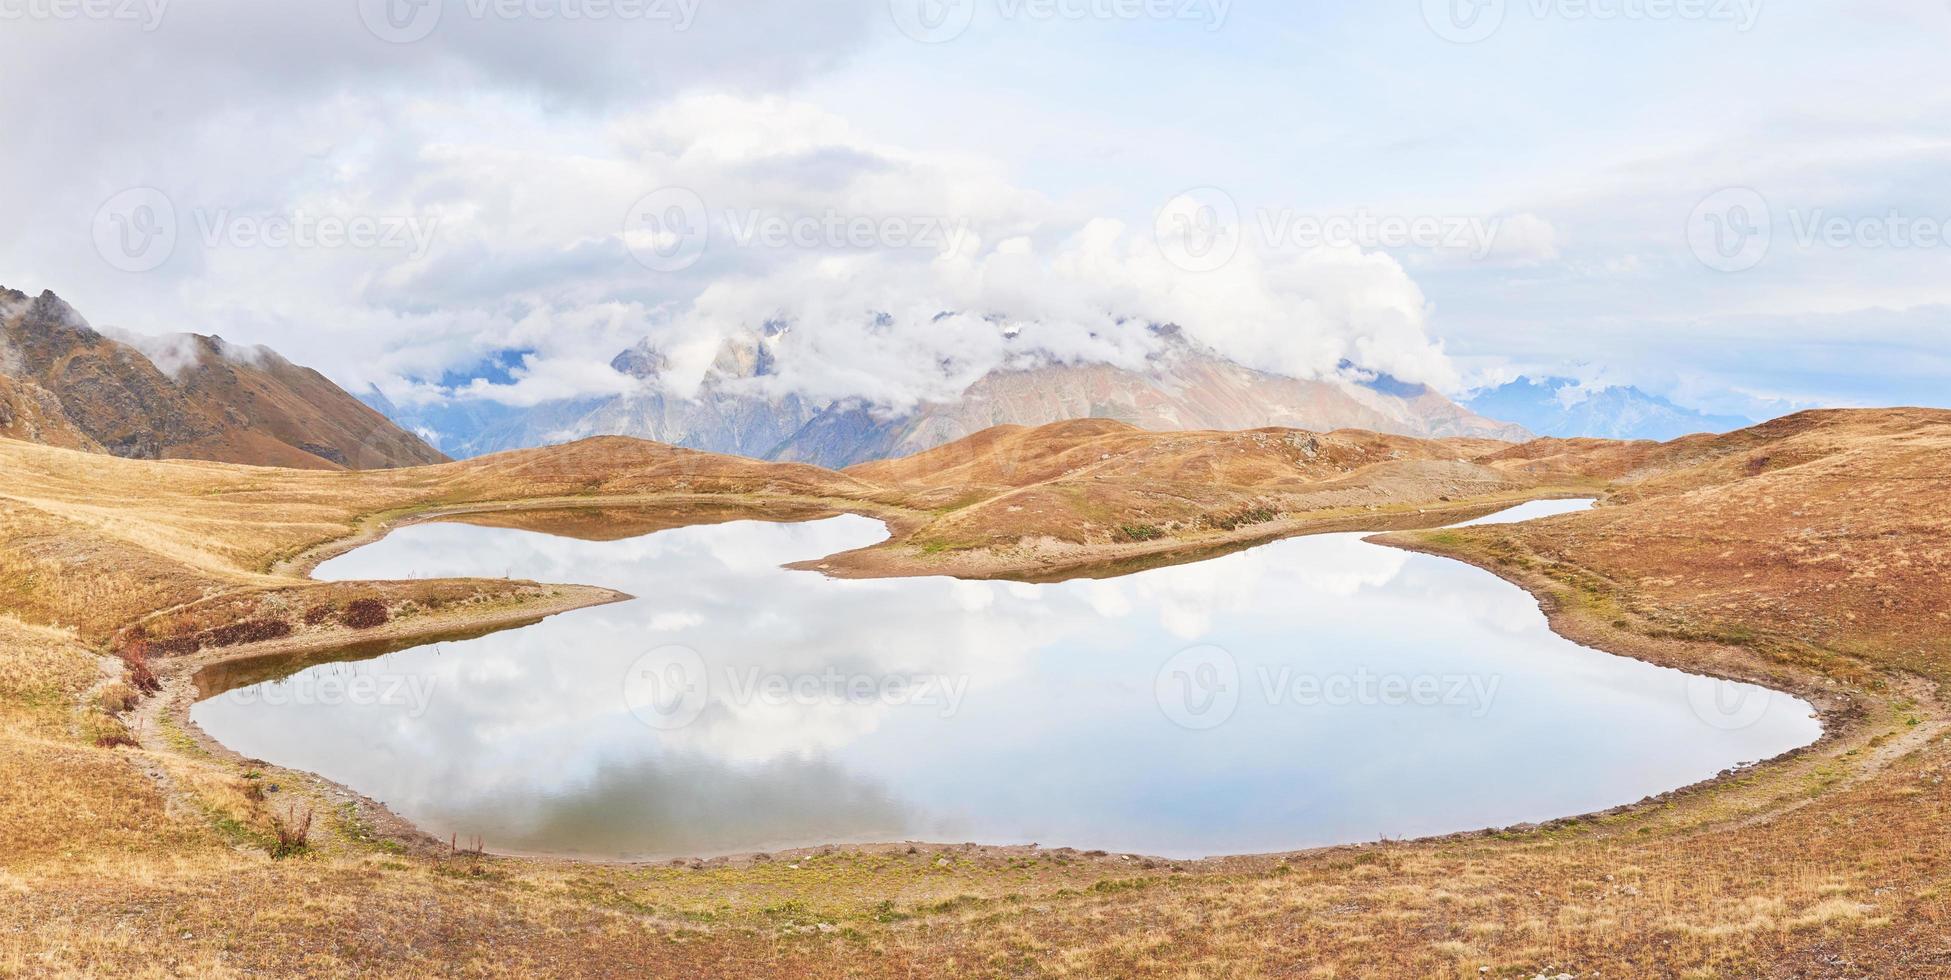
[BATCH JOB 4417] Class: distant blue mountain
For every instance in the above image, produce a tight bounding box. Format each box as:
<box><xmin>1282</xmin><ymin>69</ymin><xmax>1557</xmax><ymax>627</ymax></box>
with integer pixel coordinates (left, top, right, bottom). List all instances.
<box><xmin>358</xmin><ymin>349</ymin><xmax>605</xmax><ymax>458</ymax></box>
<box><xmin>1463</xmin><ymin>377</ymin><xmax>1753</xmax><ymax>442</ymax></box>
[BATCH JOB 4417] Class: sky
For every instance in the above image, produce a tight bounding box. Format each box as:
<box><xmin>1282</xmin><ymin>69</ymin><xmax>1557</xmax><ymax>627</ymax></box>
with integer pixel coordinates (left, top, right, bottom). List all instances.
<box><xmin>1</xmin><ymin>0</ymin><xmax>1947</xmax><ymax>420</ymax></box>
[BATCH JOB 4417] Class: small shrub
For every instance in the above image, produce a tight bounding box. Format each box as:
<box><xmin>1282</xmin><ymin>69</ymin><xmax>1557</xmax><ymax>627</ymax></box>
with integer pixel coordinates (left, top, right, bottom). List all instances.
<box><xmin>271</xmin><ymin>805</ymin><xmax>313</xmax><ymax>859</ymax></box>
<box><xmin>1116</xmin><ymin>523</ymin><xmax>1165</xmax><ymax>543</ymax></box>
<box><xmin>95</xmin><ymin>731</ymin><xmax>140</xmax><ymax>749</ymax></box>
<box><xmin>99</xmin><ymin>681</ymin><xmax>140</xmax><ymax>714</ymax></box>
<box><xmin>341</xmin><ymin>599</ymin><xmax>390</xmax><ymax>630</ymax></box>
<box><xmin>120</xmin><ymin>642</ymin><xmax>161</xmax><ymax>694</ymax></box>
<box><xmin>149</xmin><ymin>635</ymin><xmax>203</xmax><ymax>657</ymax></box>
<box><xmin>302</xmin><ymin>604</ymin><xmax>336</xmax><ymax>626</ymax></box>
<box><xmin>1206</xmin><ymin>507</ymin><xmax>1279</xmax><ymax>532</ymax></box>
<box><xmin>203</xmin><ymin>618</ymin><xmax>293</xmax><ymax>648</ymax></box>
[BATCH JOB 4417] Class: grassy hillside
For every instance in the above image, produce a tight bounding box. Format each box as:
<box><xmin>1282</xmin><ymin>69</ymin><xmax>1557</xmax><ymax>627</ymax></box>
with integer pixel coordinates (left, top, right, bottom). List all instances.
<box><xmin>0</xmin><ymin>409</ymin><xmax>1946</xmax><ymax>976</ymax></box>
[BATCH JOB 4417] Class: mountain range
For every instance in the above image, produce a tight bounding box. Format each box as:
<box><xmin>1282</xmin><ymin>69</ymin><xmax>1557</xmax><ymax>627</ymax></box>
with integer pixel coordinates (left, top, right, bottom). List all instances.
<box><xmin>0</xmin><ymin>288</ymin><xmax>445</xmax><ymax>470</ymax></box>
<box><xmin>0</xmin><ymin>285</ymin><xmax>1765</xmax><ymax>472</ymax></box>
<box><xmin>1462</xmin><ymin>376</ymin><xmax>1753</xmax><ymax>442</ymax></box>
<box><xmin>373</xmin><ymin>324</ymin><xmax>1532</xmax><ymax>468</ymax></box>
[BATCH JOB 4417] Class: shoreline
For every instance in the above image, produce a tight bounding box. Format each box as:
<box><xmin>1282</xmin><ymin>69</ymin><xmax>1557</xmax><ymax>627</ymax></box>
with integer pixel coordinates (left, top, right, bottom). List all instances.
<box><xmin>136</xmin><ymin>492</ymin><xmax>1934</xmax><ymax>874</ymax></box>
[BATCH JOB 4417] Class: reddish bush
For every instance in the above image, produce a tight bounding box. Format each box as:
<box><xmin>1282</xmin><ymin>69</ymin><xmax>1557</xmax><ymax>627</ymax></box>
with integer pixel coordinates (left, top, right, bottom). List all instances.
<box><xmin>271</xmin><ymin>806</ymin><xmax>313</xmax><ymax>859</ymax></box>
<box><xmin>203</xmin><ymin>618</ymin><xmax>293</xmax><ymax>648</ymax></box>
<box><xmin>95</xmin><ymin>732</ymin><xmax>140</xmax><ymax>749</ymax></box>
<box><xmin>341</xmin><ymin>598</ymin><xmax>390</xmax><ymax>630</ymax></box>
<box><xmin>302</xmin><ymin>604</ymin><xmax>336</xmax><ymax>626</ymax></box>
<box><xmin>121</xmin><ymin>642</ymin><xmax>162</xmax><ymax>694</ymax></box>
<box><xmin>148</xmin><ymin>635</ymin><xmax>203</xmax><ymax>657</ymax></box>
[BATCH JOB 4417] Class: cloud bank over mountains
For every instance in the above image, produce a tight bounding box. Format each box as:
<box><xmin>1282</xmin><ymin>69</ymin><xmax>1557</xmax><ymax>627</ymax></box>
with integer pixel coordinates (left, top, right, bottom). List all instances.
<box><xmin>4</xmin><ymin>4</ymin><xmax>1945</xmax><ymax>427</ymax></box>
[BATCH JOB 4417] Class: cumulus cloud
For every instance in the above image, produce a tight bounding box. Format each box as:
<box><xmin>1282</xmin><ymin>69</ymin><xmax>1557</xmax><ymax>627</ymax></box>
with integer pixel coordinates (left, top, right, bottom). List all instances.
<box><xmin>369</xmin><ymin>94</ymin><xmax>1461</xmax><ymax>411</ymax></box>
<box><xmin>2</xmin><ymin>9</ymin><xmax>1463</xmax><ymax>415</ymax></box>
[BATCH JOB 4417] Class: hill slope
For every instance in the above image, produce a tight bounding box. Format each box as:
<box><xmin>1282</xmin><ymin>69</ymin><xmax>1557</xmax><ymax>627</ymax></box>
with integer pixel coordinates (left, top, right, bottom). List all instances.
<box><xmin>0</xmin><ymin>408</ymin><xmax>1946</xmax><ymax>977</ymax></box>
<box><xmin>0</xmin><ymin>287</ymin><xmax>447</xmax><ymax>470</ymax></box>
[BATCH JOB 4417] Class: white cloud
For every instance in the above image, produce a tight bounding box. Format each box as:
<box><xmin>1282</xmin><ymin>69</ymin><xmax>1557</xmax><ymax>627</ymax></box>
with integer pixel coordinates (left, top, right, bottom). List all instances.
<box><xmin>31</xmin><ymin>79</ymin><xmax>1459</xmax><ymax>413</ymax></box>
<box><xmin>9</xmin><ymin>3</ymin><xmax>1941</xmax><ymax>421</ymax></box>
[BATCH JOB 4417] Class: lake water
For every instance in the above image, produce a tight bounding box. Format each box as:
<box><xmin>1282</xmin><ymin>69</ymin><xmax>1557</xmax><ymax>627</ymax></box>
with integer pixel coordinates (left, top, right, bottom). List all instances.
<box><xmin>192</xmin><ymin>499</ymin><xmax>1820</xmax><ymax>860</ymax></box>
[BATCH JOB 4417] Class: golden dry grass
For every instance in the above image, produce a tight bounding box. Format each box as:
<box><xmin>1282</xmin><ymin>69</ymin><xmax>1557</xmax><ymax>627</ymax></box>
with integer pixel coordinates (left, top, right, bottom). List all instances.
<box><xmin>0</xmin><ymin>409</ymin><xmax>1948</xmax><ymax>976</ymax></box>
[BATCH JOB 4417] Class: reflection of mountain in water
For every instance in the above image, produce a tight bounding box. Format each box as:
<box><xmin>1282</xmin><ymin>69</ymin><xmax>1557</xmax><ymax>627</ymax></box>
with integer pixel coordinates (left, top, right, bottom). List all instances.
<box><xmin>473</xmin><ymin>752</ymin><xmax>924</xmax><ymax>859</ymax></box>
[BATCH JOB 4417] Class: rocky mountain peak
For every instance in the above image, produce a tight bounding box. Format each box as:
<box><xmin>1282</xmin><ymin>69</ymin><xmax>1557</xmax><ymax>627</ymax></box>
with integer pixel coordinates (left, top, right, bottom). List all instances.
<box><xmin>0</xmin><ymin>286</ymin><xmax>447</xmax><ymax>469</ymax></box>
<box><xmin>14</xmin><ymin>289</ymin><xmax>98</xmax><ymax>341</ymax></box>
<box><xmin>608</xmin><ymin>340</ymin><xmax>668</xmax><ymax>380</ymax></box>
